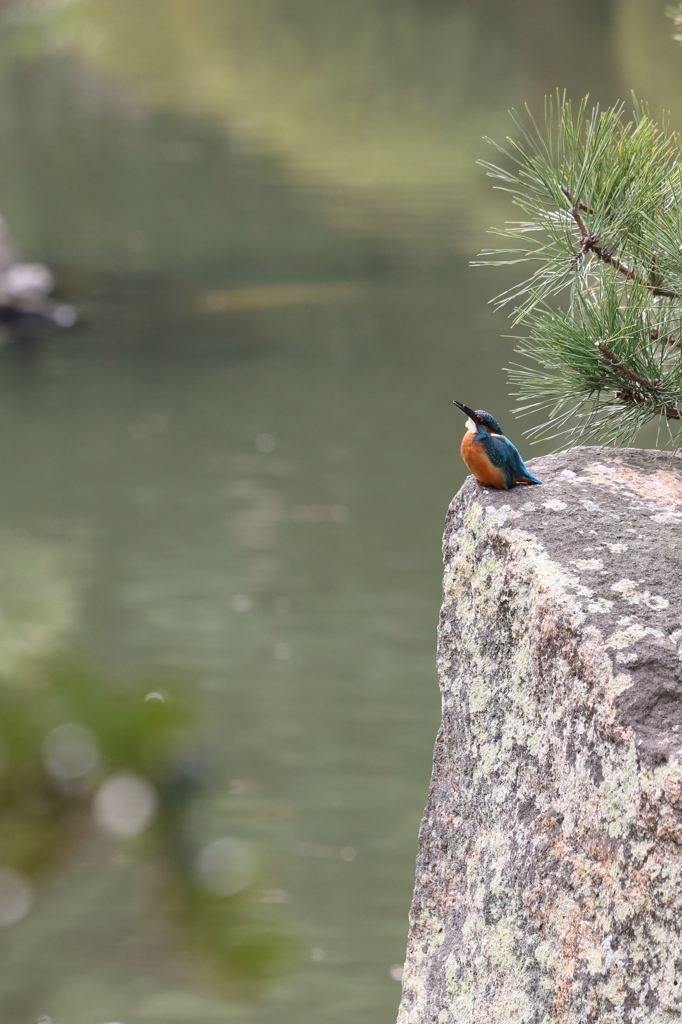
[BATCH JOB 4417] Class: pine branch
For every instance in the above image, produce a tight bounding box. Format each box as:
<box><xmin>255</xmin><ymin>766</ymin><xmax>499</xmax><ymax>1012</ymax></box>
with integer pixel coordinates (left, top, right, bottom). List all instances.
<box><xmin>595</xmin><ymin>343</ymin><xmax>681</xmax><ymax>419</ymax></box>
<box><xmin>475</xmin><ymin>95</ymin><xmax>682</xmax><ymax>449</ymax></box>
<box><xmin>561</xmin><ymin>186</ymin><xmax>682</xmax><ymax>299</ymax></box>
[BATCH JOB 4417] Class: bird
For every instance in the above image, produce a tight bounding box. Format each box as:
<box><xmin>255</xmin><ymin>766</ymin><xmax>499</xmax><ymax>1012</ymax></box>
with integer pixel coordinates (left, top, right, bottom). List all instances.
<box><xmin>453</xmin><ymin>401</ymin><xmax>542</xmax><ymax>489</ymax></box>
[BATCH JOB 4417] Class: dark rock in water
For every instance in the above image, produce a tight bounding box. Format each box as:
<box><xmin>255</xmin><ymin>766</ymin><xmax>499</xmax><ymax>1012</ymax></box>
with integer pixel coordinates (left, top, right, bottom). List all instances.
<box><xmin>0</xmin><ymin>216</ymin><xmax>76</xmax><ymax>337</ymax></box>
<box><xmin>398</xmin><ymin>447</ymin><xmax>682</xmax><ymax>1024</ymax></box>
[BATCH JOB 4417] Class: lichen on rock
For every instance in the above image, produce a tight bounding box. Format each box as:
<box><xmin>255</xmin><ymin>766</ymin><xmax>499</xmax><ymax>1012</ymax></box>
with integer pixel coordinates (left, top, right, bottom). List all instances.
<box><xmin>398</xmin><ymin>447</ymin><xmax>682</xmax><ymax>1024</ymax></box>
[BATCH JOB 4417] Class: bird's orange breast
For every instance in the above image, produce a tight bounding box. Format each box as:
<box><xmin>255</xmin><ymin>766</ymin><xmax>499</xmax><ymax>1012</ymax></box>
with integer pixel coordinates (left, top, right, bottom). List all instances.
<box><xmin>460</xmin><ymin>432</ymin><xmax>508</xmax><ymax>489</ymax></box>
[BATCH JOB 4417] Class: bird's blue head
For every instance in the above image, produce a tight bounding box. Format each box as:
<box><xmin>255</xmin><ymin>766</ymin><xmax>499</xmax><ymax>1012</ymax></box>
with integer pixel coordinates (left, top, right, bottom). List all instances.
<box><xmin>474</xmin><ymin>409</ymin><xmax>504</xmax><ymax>435</ymax></box>
<box><xmin>453</xmin><ymin>402</ymin><xmax>505</xmax><ymax>436</ymax></box>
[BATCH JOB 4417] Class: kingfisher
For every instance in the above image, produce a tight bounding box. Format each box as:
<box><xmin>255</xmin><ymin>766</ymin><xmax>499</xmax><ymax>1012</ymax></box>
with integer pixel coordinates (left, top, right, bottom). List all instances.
<box><xmin>454</xmin><ymin>401</ymin><xmax>542</xmax><ymax>489</ymax></box>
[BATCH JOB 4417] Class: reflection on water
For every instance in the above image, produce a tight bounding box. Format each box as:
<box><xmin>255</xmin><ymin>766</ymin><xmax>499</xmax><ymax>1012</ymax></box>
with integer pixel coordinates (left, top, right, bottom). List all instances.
<box><xmin>0</xmin><ymin>1</ymin><xmax>677</xmax><ymax>1021</ymax></box>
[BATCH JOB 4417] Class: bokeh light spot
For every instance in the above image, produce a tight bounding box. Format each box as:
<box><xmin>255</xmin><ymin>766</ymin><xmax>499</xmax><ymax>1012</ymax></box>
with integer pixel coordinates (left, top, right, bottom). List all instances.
<box><xmin>42</xmin><ymin>722</ymin><xmax>99</xmax><ymax>794</ymax></box>
<box><xmin>53</xmin><ymin>303</ymin><xmax>78</xmax><ymax>327</ymax></box>
<box><xmin>93</xmin><ymin>774</ymin><xmax>157</xmax><ymax>837</ymax></box>
<box><xmin>273</xmin><ymin>643</ymin><xmax>292</xmax><ymax>660</ymax></box>
<box><xmin>230</xmin><ymin>594</ymin><xmax>253</xmax><ymax>612</ymax></box>
<box><xmin>196</xmin><ymin>837</ymin><xmax>256</xmax><ymax>896</ymax></box>
<box><xmin>255</xmin><ymin>433</ymin><xmax>275</xmax><ymax>453</ymax></box>
<box><xmin>390</xmin><ymin>964</ymin><xmax>404</xmax><ymax>981</ymax></box>
<box><xmin>0</xmin><ymin>867</ymin><xmax>34</xmax><ymax>926</ymax></box>
<box><xmin>311</xmin><ymin>946</ymin><xmax>325</xmax><ymax>961</ymax></box>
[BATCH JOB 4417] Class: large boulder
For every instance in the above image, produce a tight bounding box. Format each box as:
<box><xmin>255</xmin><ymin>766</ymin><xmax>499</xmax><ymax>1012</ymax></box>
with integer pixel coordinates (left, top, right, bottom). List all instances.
<box><xmin>398</xmin><ymin>446</ymin><xmax>682</xmax><ymax>1024</ymax></box>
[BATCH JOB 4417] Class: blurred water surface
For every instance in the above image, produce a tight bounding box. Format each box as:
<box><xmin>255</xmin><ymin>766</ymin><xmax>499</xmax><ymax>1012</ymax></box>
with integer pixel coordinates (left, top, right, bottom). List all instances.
<box><xmin>0</xmin><ymin>1</ymin><xmax>677</xmax><ymax>1022</ymax></box>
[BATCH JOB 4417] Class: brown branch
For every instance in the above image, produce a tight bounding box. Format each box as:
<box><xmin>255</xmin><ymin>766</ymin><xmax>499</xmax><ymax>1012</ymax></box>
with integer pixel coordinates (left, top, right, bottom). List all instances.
<box><xmin>653</xmin><ymin>326</ymin><xmax>682</xmax><ymax>347</ymax></box>
<box><xmin>568</xmin><ymin>230</ymin><xmax>595</xmax><ymax>265</ymax></box>
<box><xmin>596</xmin><ymin>343</ymin><xmax>657</xmax><ymax>390</ymax></box>
<box><xmin>649</xmin><ymin>255</ymin><xmax>661</xmax><ymax>290</ymax></box>
<box><xmin>589</xmin><ymin>237</ymin><xmax>643</xmax><ymax>285</ymax></box>
<box><xmin>597</xmin><ymin>342</ymin><xmax>681</xmax><ymax>420</ymax></box>
<box><xmin>567</xmin><ymin>207</ymin><xmax>641</xmax><ymax>283</ymax></box>
<box><xmin>616</xmin><ymin>387</ymin><xmax>681</xmax><ymax>419</ymax></box>
<box><xmin>560</xmin><ymin>186</ymin><xmax>592</xmax><ymax>215</ymax></box>
<box><xmin>652</xmin><ymin>286</ymin><xmax>681</xmax><ymax>299</ymax></box>
<box><xmin>560</xmin><ymin>186</ymin><xmax>682</xmax><ymax>299</ymax></box>
<box><xmin>649</xmin><ymin>328</ymin><xmax>678</xmax><ymax>347</ymax></box>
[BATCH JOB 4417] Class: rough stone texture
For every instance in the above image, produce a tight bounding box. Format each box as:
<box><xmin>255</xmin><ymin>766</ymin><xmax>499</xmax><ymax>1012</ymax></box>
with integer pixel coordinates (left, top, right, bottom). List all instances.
<box><xmin>398</xmin><ymin>446</ymin><xmax>682</xmax><ymax>1024</ymax></box>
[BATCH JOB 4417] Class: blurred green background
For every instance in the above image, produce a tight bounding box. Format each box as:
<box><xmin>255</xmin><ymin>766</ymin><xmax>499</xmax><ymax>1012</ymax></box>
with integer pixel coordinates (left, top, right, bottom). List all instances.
<box><xmin>0</xmin><ymin>1</ymin><xmax>678</xmax><ymax>1022</ymax></box>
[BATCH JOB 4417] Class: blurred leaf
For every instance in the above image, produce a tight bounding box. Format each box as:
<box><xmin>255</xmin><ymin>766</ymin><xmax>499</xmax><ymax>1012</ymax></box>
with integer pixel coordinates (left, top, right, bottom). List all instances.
<box><xmin>0</xmin><ymin>655</ymin><xmax>292</xmax><ymax>983</ymax></box>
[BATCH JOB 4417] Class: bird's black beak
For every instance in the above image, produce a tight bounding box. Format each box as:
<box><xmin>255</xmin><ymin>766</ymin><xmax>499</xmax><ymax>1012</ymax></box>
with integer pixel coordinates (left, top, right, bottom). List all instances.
<box><xmin>453</xmin><ymin>400</ymin><xmax>479</xmax><ymax>421</ymax></box>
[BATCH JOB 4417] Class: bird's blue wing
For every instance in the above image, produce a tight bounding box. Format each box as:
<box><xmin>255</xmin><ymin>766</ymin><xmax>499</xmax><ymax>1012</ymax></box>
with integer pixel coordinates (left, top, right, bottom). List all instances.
<box><xmin>482</xmin><ymin>434</ymin><xmax>539</xmax><ymax>486</ymax></box>
<box><xmin>497</xmin><ymin>435</ymin><xmax>542</xmax><ymax>483</ymax></box>
<box><xmin>481</xmin><ymin>434</ymin><xmax>516</xmax><ymax>488</ymax></box>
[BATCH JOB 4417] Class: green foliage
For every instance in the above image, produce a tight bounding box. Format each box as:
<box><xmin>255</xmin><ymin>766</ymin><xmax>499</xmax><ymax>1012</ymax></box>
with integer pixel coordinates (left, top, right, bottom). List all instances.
<box><xmin>0</xmin><ymin>660</ymin><xmax>189</xmax><ymax>874</ymax></box>
<box><xmin>0</xmin><ymin>659</ymin><xmax>293</xmax><ymax>982</ymax></box>
<box><xmin>475</xmin><ymin>94</ymin><xmax>682</xmax><ymax>448</ymax></box>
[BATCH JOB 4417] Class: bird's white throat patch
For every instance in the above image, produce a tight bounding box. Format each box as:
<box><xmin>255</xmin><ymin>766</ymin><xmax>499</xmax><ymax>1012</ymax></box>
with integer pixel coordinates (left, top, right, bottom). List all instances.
<box><xmin>465</xmin><ymin>418</ymin><xmax>477</xmax><ymax>434</ymax></box>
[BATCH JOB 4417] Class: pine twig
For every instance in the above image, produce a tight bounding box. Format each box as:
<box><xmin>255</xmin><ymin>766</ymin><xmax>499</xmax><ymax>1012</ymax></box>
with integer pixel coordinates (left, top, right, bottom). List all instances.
<box><xmin>561</xmin><ymin>186</ymin><xmax>682</xmax><ymax>299</ymax></box>
<box><xmin>596</xmin><ymin>342</ymin><xmax>681</xmax><ymax>420</ymax></box>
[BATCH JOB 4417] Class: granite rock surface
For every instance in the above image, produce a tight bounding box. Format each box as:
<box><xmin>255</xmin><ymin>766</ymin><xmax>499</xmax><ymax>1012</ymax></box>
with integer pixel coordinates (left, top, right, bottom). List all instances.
<box><xmin>398</xmin><ymin>446</ymin><xmax>682</xmax><ymax>1024</ymax></box>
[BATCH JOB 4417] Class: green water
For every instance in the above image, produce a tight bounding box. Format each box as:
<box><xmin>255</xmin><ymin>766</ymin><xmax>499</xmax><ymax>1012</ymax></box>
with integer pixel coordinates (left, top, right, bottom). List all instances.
<box><xmin>0</xmin><ymin>2</ymin><xmax>678</xmax><ymax>1022</ymax></box>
